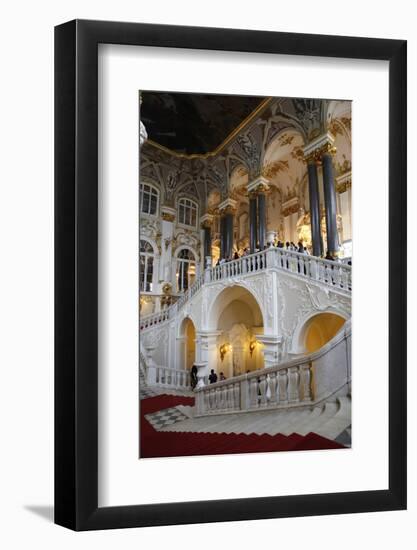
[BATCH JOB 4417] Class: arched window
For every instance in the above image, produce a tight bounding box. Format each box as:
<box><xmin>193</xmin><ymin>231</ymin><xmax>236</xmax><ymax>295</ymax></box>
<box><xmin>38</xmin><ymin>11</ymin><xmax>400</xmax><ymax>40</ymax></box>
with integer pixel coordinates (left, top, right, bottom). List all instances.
<box><xmin>178</xmin><ymin>198</ymin><xmax>197</xmax><ymax>227</ymax></box>
<box><xmin>140</xmin><ymin>183</ymin><xmax>159</xmax><ymax>216</ymax></box>
<box><xmin>177</xmin><ymin>248</ymin><xmax>196</xmax><ymax>292</ymax></box>
<box><xmin>139</xmin><ymin>239</ymin><xmax>154</xmax><ymax>292</ymax></box>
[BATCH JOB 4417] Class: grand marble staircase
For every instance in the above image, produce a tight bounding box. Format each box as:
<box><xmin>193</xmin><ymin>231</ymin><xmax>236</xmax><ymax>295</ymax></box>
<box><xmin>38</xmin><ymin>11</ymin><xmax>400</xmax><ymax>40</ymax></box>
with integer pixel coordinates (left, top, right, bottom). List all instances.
<box><xmin>140</xmin><ymin>392</ymin><xmax>350</xmax><ymax>458</ymax></box>
<box><xmin>157</xmin><ymin>395</ymin><xmax>351</xmax><ymax>444</ymax></box>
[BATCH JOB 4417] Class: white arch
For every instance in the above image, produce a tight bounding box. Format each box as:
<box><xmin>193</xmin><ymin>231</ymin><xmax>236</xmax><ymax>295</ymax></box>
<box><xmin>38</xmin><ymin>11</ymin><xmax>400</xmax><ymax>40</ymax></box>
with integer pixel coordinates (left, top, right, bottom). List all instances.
<box><xmin>177</xmin><ymin>313</ymin><xmax>199</xmax><ymax>338</ymax></box>
<box><xmin>174</xmin><ymin>244</ymin><xmax>199</xmax><ymax>260</ymax></box>
<box><xmin>139</xmin><ymin>235</ymin><xmax>159</xmax><ymax>256</ymax></box>
<box><xmin>207</xmin><ymin>283</ymin><xmax>265</xmax><ymax>332</ymax></box>
<box><xmin>290</xmin><ymin>308</ymin><xmax>349</xmax><ymax>354</ymax></box>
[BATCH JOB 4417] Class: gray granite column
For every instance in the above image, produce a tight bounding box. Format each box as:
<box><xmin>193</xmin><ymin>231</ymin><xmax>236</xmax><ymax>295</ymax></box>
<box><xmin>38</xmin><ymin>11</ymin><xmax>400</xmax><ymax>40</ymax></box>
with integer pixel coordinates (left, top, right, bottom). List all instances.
<box><xmin>249</xmin><ymin>193</ymin><xmax>258</xmax><ymax>253</ymax></box>
<box><xmin>225</xmin><ymin>212</ymin><xmax>234</xmax><ymax>259</ymax></box>
<box><xmin>307</xmin><ymin>160</ymin><xmax>323</xmax><ymax>257</ymax></box>
<box><xmin>203</xmin><ymin>226</ymin><xmax>211</xmax><ymax>260</ymax></box>
<box><xmin>322</xmin><ymin>152</ymin><xmax>339</xmax><ymax>256</ymax></box>
<box><xmin>220</xmin><ymin>215</ymin><xmax>225</xmax><ymax>259</ymax></box>
<box><xmin>258</xmin><ymin>192</ymin><xmax>266</xmax><ymax>250</ymax></box>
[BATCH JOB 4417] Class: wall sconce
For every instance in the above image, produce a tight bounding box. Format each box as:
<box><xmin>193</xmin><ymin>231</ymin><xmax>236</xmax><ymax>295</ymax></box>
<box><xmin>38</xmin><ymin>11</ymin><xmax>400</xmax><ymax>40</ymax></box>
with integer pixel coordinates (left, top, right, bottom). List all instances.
<box><xmin>249</xmin><ymin>340</ymin><xmax>257</xmax><ymax>357</ymax></box>
<box><xmin>220</xmin><ymin>343</ymin><xmax>232</xmax><ymax>362</ymax></box>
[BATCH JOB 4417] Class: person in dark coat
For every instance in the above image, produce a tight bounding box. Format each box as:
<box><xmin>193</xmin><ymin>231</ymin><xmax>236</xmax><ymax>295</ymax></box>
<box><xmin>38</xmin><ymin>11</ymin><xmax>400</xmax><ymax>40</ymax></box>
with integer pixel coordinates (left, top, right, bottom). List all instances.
<box><xmin>190</xmin><ymin>364</ymin><xmax>198</xmax><ymax>389</ymax></box>
<box><xmin>209</xmin><ymin>369</ymin><xmax>218</xmax><ymax>384</ymax></box>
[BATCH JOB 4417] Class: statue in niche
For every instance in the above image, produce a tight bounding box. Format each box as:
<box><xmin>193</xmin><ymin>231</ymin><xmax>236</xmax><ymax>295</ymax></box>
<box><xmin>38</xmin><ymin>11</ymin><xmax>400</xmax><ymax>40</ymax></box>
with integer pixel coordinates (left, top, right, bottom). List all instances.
<box><xmin>165</xmin><ymin>169</ymin><xmax>180</xmax><ymax>201</ymax></box>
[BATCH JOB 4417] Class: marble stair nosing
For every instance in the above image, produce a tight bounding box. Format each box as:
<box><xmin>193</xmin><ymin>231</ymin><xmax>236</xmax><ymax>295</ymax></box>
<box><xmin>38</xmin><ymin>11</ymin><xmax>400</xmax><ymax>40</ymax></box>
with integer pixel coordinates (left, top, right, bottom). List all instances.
<box><xmin>296</xmin><ymin>400</ymin><xmax>340</xmax><ymax>436</ymax></box>
<box><xmin>314</xmin><ymin>397</ymin><xmax>351</xmax><ymax>440</ymax></box>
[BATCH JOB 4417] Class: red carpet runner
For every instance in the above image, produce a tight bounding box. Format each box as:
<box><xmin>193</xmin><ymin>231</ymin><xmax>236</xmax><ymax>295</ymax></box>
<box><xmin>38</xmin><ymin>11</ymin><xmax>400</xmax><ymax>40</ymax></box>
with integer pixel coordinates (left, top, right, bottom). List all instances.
<box><xmin>140</xmin><ymin>394</ymin><xmax>345</xmax><ymax>459</ymax></box>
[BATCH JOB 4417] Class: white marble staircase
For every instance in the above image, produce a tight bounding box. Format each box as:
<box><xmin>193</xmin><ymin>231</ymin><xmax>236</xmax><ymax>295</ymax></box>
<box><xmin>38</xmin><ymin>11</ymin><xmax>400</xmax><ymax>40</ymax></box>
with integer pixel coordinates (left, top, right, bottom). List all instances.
<box><xmin>156</xmin><ymin>395</ymin><xmax>351</xmax><ymax>444</ymax></box>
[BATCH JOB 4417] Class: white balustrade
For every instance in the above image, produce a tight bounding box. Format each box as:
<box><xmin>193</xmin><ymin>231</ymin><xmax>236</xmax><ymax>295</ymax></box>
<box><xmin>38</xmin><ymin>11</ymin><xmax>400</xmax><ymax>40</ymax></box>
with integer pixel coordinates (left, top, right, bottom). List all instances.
<box><xmin>195</xmin><ymin>320</ymin><xmax>351</xmax><ymax>417</ymax></box>
<box><xmin>140</xmin><ymin>248</ymin><xmax>351</xmax><ymax>331</ymax></box>
<box><xmin>147</xmin><ymin>365</ymin><xmax>191</xmax><ymax>389</ymax></box>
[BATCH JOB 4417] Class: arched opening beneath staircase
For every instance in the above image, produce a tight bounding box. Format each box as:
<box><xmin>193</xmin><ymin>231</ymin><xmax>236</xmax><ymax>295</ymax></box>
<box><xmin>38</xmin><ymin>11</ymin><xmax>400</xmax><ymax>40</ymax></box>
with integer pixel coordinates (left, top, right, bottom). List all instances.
<box><xmin>298</xmin><ymin>312</ymin><xmax>346</xmax><ymax>354</ymax></box>
<box><xmin>179</xmin><ymin>317</ymin><xmax>196</xmax><ymax>371</ymax></box>
<box><xmin>209</xmin><ymin>286</ymin><xmax>264</xmax><ymax>378</ymax></box>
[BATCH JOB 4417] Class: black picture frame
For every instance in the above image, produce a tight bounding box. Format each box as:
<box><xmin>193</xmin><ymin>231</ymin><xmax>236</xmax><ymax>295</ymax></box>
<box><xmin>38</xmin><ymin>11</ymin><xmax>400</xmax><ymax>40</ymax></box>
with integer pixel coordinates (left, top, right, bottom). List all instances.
<box><xmin>55</xmin><ymin>19</ymin><xmax>407</xmax><ymax>531</ymax></box>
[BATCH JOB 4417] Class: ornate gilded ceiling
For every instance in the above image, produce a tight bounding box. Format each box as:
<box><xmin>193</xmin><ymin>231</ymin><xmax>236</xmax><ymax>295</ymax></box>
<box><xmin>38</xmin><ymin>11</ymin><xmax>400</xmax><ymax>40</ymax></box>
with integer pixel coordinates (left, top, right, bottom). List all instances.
<box><xmin>140</xmin><ymin>92</ymin><xmax>265</xmax><ymax>155</ymax></box>
<box><xmin>140</xmin><ymin>93</ymin><xmax>352</xmax><ymax>209</ymax></box>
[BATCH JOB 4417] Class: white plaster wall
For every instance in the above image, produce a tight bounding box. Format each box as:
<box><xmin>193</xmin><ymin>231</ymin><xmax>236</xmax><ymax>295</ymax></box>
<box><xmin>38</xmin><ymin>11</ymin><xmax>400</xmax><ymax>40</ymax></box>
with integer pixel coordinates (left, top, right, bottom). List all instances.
<box><xmin>339</xmin><ymin>188</ymin><xmax>352</xmax><ymax>242</ymax></box>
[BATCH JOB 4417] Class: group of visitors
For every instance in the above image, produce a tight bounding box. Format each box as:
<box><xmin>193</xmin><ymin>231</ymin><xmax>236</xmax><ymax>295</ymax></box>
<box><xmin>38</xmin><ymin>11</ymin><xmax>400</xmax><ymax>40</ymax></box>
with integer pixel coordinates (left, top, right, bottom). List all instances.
<box><xmin>212</xmin><ymin>241</ymin><xmax>351</xmax><ymax>268</ymax></box>
<box><xmin>215</xmin><ymin>240</ymin><xmax>311</xmax><ymax>266</ymax></box>
<box><xmin>278</xmin><ymin>241</ymin><xmax>310</xmax><ymax>254</ymax></box>
<box><xmin>190</xmin><ymin>366</ymin><xmax>226</xmax><ymax>390</ymax></box>
<box><xmin>209</xmin><ymin>369</ymin><xmax>226</xmax><ymax>384</ymax></box>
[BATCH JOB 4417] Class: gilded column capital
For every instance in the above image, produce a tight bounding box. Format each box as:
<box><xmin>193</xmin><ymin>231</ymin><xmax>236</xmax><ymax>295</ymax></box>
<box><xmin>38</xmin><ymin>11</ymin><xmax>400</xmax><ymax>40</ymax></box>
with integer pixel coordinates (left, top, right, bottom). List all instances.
<box><xmin>218</xmin><ymin>197</ymin><xmax>238</xmax><ymax>216</ymax></box>
<box><xmin>200</xmin><ymin>213</ymin><xmax>214</xmax><ymax>229</ymax></box>
<box><xmin>247</xmin><ymin>175</ymin><xmax>271</xmax><ymax>195</ymax></box>
<box><xmin>303</xmin><ymin>131</ymin><xmax>337</xmax><ymax>164</ymax></box>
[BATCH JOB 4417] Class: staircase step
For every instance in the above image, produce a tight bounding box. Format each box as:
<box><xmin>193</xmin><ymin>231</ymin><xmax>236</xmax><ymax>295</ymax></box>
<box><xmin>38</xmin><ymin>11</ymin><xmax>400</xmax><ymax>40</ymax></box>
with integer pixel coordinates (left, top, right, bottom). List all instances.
<box><xmin>314</xmin><ymin>397</ymin><xmax>351</xmax><ymax>440</ymax></box>
<box><xmin>296</xmin><ymin>401</ymin><xmax>340</xmax><ymax>436</ymax></box>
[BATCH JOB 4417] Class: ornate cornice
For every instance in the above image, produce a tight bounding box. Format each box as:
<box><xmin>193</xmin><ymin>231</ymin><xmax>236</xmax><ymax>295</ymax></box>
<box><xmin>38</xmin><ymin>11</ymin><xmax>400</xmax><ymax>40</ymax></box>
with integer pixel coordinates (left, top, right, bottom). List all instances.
<box><xmin>336</xmin><ymin>171</ymin><xmax>352</xmax><ymax>194</ymax></box>
<box><xmin>282</xmin><ymin>200</ymin><xmax>299</xmax><ymax>217</ymax></box>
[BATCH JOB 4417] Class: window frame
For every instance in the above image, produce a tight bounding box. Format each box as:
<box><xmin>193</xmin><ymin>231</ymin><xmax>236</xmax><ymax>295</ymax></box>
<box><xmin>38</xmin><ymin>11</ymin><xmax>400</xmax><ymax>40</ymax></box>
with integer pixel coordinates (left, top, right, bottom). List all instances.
<box><xmin>177</xmin><ymin>196</ymin><xmax>198</xmax><ymax>228</ymax></box>
<box><xmin>139</xmin><ymin>239</ymin><xmax>155</xmax><ymax>293</ymax></box>
<box><xmin>140</xmin><ymin>181</ymin><xmax>159</xmax><ymax>217</ymax></box>
<box><xmin>176</xmin><ymin>247</ymin><xmax>197</xmax><ymax>292</ymax></box>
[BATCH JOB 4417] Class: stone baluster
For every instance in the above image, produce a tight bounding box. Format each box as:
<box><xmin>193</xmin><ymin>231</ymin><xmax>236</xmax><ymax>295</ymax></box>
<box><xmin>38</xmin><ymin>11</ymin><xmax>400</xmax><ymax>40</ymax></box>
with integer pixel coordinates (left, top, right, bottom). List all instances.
<box><xmin>309</xmin><ymin>258</ymin><xmax>318</xmax><ymax>279</ymax></box>
<box><xmin>333</xmin><ymin>265</ymin><xmax>341</xmax><ymax>288</ymax></box>
<box><xmin>208</xmin><ymin>389</ymin><xmax>215</xmax><ymax>411</ymax></box>
<box><xmin>228</xmin><ymin>385</ymin><xmax>234</xmax><ymax>410</ymax></box>
<box><xmin>341</xmin><ymin>267</ymin><xmax>349</xmax><ymax>289</ymax></box>
<box><xmin>298</xmin><ymin>255</ymin><xmax>304</xmax><ymax>275</ymax></box>
<box><xmin>215</xmin><ymin>387</ymin><xmax>222</xmax><ymax>410</ymax></box>
<box><xmin>249</xmin><ymin>377</ymin><xmax>259</xmax><ymax>408</ymax></box>
<box><xmin>267</xmin><ymin>372</ymin><xmax>277</xmax><ymax>406</ymax></box>
<box><xmin>233</xmin><ymin>383</ymin><xmax>240</xmax><ymax>411</ymax></box>
<box><xmin>278</xmin><ymin>369</ymin><xmax>288</xmax><ymax>404</ymax></box>
<box><xmin>203</xmin><ymin>389</ymin><xmax>210</xmax><ymax>413</ymax></box>
<box><xmin>300</xmin><ymin>363</ymin><xmax>312</xmax><ymax>401</ymax></box>
<box><xmin>259</xmin><ymin>375</ymin><xmax>267</xmax><ymax>406</ymax></box>
<box><xmin>195</xmin><ymin>391</ymin><xmax>201</xmax><ymax>414</ymax></box>
<box><xmin>241</xmin><ymin>256</ymin><xmax>247</xmax><ymax>274</ymax></box>
<box><xmin>240</xmin><ymin>377</ymin><xmax>250</xmax><ymax>411</ymax></box>
<box><xmin>288</xmin><ymin>366</ymin><xmax>300</xmax><ymax>402</ymax></box>
<box><xmin>221</xmin><ymin>386</ymin><xmax>228</xmax><ymax>410</ymax></box>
